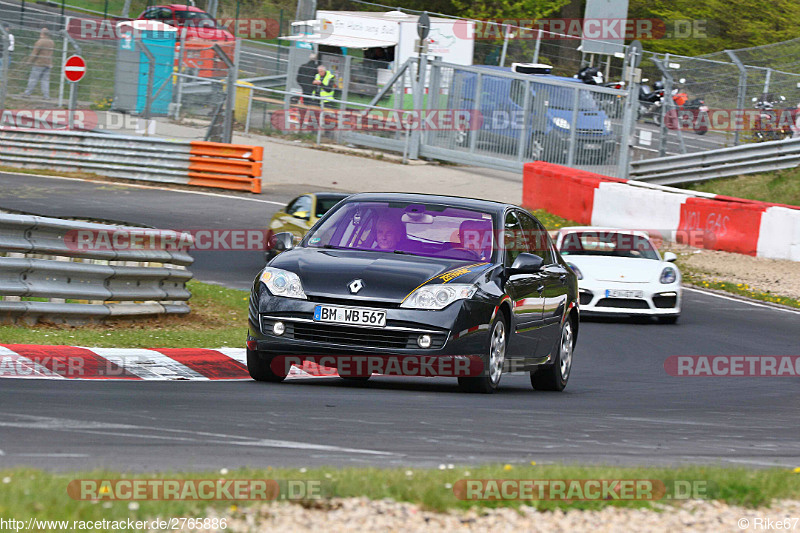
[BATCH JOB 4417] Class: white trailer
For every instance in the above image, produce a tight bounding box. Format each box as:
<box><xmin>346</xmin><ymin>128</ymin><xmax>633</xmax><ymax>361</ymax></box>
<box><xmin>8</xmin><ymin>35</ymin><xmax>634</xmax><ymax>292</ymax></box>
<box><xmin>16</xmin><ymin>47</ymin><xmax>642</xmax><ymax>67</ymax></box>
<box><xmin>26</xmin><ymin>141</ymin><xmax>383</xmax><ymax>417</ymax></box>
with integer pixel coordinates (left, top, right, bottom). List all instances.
<box><xmin>286</xmin><ymin>10</ymin><xmax>474</xmax><ymax>96</ymax></box>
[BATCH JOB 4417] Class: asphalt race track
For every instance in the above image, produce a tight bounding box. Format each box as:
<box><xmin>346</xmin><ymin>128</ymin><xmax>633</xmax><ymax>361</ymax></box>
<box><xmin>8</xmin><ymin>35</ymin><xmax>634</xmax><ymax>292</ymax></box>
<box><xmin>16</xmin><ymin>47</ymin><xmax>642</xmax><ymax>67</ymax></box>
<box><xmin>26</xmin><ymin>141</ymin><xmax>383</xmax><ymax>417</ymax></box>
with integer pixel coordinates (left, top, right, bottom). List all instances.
<box><xmin>1</xmin><ymin>172</ymin><xmax>799</xmax><ymax>471</ymax></box>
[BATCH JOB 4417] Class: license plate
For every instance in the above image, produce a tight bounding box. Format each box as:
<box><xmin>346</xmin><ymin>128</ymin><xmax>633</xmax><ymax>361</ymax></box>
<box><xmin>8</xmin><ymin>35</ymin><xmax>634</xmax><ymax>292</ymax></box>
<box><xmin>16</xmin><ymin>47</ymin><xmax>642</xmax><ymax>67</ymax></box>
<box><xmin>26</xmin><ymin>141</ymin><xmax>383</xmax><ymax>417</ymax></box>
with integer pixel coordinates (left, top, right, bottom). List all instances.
<box><xmin>606</xmin><ymin>289</ymin><xmax>644</xmax><ymax>299</ymax></box>
<box><xmin>584</xmin><ymin>143</ymin><xmax>600</xmax><ymax>150</ymax></box>
<box><xmin>314</xmin><ymin>305</ymin><xmax>386</xmax><ymax>327</ymax></box>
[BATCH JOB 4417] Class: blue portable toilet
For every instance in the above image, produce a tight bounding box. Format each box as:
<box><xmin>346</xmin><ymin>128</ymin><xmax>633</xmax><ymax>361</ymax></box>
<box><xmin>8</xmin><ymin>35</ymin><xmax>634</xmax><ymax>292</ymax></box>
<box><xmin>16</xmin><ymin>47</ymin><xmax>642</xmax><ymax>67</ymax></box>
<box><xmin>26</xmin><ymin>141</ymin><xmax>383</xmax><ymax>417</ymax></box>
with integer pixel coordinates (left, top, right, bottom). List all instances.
<box><xmin>113</xmin><ymin>20</ymin><xmax>177</xmax><ymax>116</ymax></box>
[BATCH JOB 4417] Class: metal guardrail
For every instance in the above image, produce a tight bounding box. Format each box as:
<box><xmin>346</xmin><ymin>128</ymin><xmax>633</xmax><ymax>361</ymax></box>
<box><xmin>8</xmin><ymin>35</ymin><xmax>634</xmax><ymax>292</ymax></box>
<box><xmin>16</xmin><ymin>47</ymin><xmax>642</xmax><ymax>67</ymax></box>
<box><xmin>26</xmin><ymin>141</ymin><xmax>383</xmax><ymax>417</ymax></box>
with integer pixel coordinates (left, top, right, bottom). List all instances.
<box><xmin>0</xmin><ymin>129</ymin><xmax>263</xmax><ymax>192</ymax></box>
<box><xmin>630</xmin><ymin>137</ymin><xmax>800</xmax><ymax>185</ymax></box>
<box><xmin>0</xmin><ymin>213</ymin><xmax>194</xmax><ymax>324</ymax></box>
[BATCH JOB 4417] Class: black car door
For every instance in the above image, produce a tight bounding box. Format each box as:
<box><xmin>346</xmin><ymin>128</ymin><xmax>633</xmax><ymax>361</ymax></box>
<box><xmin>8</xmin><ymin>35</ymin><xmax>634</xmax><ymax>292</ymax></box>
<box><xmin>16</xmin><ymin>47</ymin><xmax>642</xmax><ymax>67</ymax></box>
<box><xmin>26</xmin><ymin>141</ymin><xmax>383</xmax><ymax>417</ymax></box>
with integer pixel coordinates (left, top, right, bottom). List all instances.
<box><xmin>517</xmin><ymin>212</ymin><xmax>569</xmax><ymax>359</ymax></box>
<box><xmin>502</xmin><ymin>210</ymin><xmax>546</xmax><ymax>362</ymax></box>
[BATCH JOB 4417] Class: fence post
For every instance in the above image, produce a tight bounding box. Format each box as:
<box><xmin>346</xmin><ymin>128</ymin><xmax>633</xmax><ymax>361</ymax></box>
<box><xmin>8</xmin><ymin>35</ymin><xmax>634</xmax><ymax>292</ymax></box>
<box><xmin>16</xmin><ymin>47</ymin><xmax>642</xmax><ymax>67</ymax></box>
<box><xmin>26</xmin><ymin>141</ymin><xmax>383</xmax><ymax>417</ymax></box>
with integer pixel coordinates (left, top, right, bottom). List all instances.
<box><xmin>408</xmin><ymin>52</ymin><xmax>428</xmax><ymax>160</ymax></box>
<box><xmin>423</xmin><ymin>60</ymin><xmax>442</xmax><ymax>148</ymax></box>
<box><xmin>0</xmin><ymin>25</ymin><xmax>9</xmax><ymax>113</ymax></box>
<box><xmin>499</xmin><ymin>24</ymin><xmax>510</xmax><ymax>67</ymax></box>
<box><xmin>566</xmin><ymin>86</ymin><xmax>579</xmax><ymax>167</ymax></box>
<box><xmin>515</xmin><ymin>79</ymin><xmax>532</xmax><ymax>162</ymax></box>
<box><xmin>173</xmin><ymin>27</ymin><xmax>187</xmax><ymax>119</ymax></box>
<box><xmin>532</xmin><ymin>29</ymin><xmax>542</xmax><ymax>64</ymax></box>
<box><xmin>725</xmin><ymin>50</ymin><xmax>747</xmax><ymax>146</ymax></box>
<box><xmin>137</xmin><ymin>41</ymin><xmax>155</xmax><ymax>124</ymax></box>
<box><xmin>468</xmin><ymin>72</ymin><xmax>483</xmax><ymax>156</ymax></box>
<box><xmin>763</xmin><ymin>67</ymin><xmax>772</xmax><ymax>95</ymax></box>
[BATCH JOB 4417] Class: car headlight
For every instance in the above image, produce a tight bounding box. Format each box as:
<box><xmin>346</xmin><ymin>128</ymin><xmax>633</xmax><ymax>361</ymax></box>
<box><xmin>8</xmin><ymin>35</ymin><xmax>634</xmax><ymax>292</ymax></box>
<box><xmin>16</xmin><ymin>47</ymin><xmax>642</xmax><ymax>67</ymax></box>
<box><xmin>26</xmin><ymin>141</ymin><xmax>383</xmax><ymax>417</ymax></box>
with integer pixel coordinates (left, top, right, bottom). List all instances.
<box><xmin>660</xmin><ymin>267</ymin><xmax>677</xmax><ymax>284</ymax></box>
<box><xmin>401</xmin><ymin>284</ymin><xmax>477</xmax><ymax>310</ymax></box>
<box><xmin>552</xmin><ymin>117</ymin><xmax>571</xmax><ymax>130</ymax></box>
<box><xmin>604</xmin><ymin>118</ymin><xmax>612</xmax><ymax>131</ymax></box>
<box><xmin>567</xmin><ymin>263</ymin><xmax>583</xmax><ymax>280</ymax></box>
<box><xmin>260</xmin><ymin>267</ymin><xmax>307</xmax><ymax>299</ymax></box>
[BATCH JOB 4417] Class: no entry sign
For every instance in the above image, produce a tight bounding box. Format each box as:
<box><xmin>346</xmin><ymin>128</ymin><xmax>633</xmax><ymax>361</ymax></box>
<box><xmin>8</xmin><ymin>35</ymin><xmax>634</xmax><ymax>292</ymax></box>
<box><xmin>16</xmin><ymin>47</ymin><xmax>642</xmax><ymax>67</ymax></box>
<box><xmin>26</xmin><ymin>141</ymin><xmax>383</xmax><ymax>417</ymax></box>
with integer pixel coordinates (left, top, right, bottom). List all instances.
<box><xmin>64</xmin><ymin>55</ymin><xmax>86</xmax><ymax>83</ymax></box>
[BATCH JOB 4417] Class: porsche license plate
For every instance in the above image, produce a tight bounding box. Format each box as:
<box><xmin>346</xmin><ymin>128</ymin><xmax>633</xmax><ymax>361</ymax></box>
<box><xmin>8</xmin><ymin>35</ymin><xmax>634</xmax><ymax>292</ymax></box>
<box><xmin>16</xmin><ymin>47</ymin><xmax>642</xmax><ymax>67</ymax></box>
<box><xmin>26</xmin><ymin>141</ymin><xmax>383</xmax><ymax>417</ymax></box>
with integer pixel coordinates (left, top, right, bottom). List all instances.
<box><xmin>606</xmin><ymin>289</ymin><xmax>644</xmax><ymax>299</ymax></box>
<box><xmin>314</xmin><ymin>305</ymin><xmax>386</xmax><ymax>327</ymax></box>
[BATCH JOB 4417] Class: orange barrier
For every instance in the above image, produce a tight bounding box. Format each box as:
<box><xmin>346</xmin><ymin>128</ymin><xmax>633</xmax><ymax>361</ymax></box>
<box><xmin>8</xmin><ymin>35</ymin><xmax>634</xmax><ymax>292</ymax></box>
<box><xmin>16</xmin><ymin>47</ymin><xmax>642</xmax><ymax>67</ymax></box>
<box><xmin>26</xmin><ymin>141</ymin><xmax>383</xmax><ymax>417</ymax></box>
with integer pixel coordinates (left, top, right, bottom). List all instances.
<box><xmin>188</xmin><ymin>141</ymin><xmax>263</xmax><ymax>193</ymax></box>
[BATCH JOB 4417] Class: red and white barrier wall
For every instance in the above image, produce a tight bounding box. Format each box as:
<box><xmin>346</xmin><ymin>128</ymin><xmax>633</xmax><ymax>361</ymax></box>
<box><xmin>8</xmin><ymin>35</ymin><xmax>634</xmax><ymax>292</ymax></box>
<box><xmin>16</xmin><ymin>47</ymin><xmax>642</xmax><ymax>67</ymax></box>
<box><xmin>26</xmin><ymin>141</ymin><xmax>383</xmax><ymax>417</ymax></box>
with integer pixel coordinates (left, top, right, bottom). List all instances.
<box><xmin>523</xmin><ymin>162</ymin><xmax>800</xmax><ymax>261</ymax></box>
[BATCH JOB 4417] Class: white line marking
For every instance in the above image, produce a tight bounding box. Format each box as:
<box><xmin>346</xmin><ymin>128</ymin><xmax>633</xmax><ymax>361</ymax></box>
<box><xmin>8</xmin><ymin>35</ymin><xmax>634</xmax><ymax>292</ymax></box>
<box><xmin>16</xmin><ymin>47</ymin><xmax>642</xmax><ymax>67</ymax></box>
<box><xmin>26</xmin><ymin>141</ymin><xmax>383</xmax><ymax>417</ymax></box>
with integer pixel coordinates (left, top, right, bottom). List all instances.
<box><xmin>0</xmin><ymin>346</ymin><xmax>65</xmax><ymax>379</ymax></box>
<box><xmin>0</xmin><ymin>414</ymin><xmax>396</xmax><ymax>456</ymax></box>
<box><xmin>15</xmin><ymin>453</ymin><xmax>90</xmax><ymax>457</ymax></box>
<box><xmin>684</xmin><ymin>287</ymin><xmax>800</xmax><ymax>315</ymax></box>
<box><xmin>86</xmin><ymin>348</ymin><xmax>206</xmax><ymax>380</ymax></box>
<box><xmin>0</xmin><ymin>449</ymin><xmax>5</xmax><ymax>456</ymax></box>
<box><xmin>0</xmin><ymin>170</ymin><xmax>284</xmax><ymax>205</ymax></box>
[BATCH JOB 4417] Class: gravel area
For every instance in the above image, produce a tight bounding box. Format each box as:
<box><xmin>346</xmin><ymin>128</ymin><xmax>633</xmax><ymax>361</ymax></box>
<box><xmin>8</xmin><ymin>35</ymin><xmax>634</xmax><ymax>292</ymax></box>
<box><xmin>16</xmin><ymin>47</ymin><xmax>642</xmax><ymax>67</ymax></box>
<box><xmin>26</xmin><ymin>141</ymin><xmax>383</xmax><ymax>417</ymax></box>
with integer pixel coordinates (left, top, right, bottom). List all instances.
<box><xmin>668</xmin><ymin>245</ymin><xmax>800</xmax><ymax>301</ymax></box>
<box><xmin>182</xmin><ymin>497</ymin><xmax>800</xmax><ymax>532</ymax></box>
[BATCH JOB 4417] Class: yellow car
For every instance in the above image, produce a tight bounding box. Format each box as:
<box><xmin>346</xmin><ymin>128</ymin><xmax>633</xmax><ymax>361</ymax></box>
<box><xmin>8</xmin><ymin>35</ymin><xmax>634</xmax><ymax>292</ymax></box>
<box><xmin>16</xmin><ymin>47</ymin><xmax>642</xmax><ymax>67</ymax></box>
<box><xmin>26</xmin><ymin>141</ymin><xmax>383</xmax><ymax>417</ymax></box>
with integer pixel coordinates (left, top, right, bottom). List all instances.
<box><xmin>266</xmin><ymin>192</ymin><xmax>349</xmax><ymax>261</ymax></box>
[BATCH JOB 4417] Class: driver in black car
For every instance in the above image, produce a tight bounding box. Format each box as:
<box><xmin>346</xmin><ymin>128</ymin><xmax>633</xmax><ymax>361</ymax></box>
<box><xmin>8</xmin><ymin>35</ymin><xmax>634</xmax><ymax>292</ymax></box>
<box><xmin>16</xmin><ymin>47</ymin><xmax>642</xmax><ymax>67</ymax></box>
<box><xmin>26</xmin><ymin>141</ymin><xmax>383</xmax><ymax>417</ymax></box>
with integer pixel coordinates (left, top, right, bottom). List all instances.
<box><xmin>374</xmin><ymin>214</ymin><xmax>407</xmax><ymax>251</ymax></box>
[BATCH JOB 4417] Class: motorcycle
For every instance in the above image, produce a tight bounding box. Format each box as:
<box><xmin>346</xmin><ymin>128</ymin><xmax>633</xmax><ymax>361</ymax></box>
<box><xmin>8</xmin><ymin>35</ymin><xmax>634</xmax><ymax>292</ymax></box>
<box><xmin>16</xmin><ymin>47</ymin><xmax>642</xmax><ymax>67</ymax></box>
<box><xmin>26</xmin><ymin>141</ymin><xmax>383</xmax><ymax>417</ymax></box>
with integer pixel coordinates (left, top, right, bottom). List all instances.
<box><xmin>637</xmin><ymin>81</ymin><xmax>665</xmax><ymax>125</ymax></box>
<box><xmin>666</xmin><ymin>82</ymin><xmax>709</xmax><ymax>135</ymax></box>
<box><xmin>751</xmin><ymin>94</ymin><xmax>794</xmax><ymax>142</ymax></box>
<box><xmin>575</xmin><ymin>66</ymin><xmax>627</xmax><ymax>118</ymax></box>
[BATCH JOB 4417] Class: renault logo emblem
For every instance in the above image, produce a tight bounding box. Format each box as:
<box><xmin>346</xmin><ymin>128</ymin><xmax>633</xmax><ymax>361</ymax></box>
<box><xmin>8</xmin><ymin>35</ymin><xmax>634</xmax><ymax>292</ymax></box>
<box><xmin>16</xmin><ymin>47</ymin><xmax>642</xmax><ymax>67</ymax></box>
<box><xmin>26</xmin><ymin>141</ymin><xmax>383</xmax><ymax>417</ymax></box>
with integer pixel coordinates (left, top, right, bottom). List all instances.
<box><xmin>348</xmin><ymin>279</ymin><xmax>364</xmax><ymax>293</ymax></box>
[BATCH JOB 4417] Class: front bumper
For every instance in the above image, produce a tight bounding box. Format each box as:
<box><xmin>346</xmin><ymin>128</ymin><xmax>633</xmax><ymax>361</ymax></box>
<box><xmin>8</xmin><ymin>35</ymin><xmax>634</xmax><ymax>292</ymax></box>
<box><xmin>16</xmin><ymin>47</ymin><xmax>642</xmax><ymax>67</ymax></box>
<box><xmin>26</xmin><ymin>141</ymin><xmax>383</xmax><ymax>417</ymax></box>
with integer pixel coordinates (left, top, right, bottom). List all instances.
<box><xmin>247</xmin><ymin>291</ymin><xmax>495</xmax><ymax>357</ymax></box>
<box><xmin>577</xmin><ymin>279</ymin><xmax>681</xmax><ymax>316</ymax></box>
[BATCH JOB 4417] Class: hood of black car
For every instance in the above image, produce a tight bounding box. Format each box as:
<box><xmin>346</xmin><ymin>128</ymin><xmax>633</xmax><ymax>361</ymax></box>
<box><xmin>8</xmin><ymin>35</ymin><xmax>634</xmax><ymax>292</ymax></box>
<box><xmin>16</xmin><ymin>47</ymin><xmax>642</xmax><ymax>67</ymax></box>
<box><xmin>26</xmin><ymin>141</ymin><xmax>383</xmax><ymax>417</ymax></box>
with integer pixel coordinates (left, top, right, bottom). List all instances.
<box><xmin>270</xmin><ymin>247</ymin><xmax>492</xmax><ymax>303</ymax></box>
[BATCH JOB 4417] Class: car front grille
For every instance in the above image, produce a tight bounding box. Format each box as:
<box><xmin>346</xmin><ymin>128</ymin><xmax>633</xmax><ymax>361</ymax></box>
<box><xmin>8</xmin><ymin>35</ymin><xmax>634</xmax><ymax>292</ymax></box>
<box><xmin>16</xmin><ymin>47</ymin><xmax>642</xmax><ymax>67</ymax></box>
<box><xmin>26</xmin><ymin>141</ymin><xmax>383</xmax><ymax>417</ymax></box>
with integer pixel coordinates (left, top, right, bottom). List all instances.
<box><xmin>579</xmin><ymin>290</ymin><xmax>593</xmax><ymax>306</ymax></box>
<box><xmin>652</xmin><ymin>295</ymin><xmax>678</xmax><ymax>308</ymax></box>
<box><xmin>307</xmin><ymin>295</ymin><xmax>401</xmax><ymax>308</ymax></box>
<box><xmin>595</xmin><ymin>298</ymin><xmax>650</xmax><ymax>309</ymax></box>
<box><xmin>262</xmin><ymin>317</ymin><xmax>447</xmax><ymax>349</ymax></box>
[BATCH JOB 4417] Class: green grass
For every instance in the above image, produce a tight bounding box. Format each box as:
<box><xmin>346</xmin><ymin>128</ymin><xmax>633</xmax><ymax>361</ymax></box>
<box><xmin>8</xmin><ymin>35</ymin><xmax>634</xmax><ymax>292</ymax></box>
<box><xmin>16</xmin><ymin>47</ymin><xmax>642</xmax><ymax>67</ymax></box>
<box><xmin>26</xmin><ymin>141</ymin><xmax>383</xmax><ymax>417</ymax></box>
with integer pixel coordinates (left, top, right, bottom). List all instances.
<box><xmin>1</xmin><ymin>464</ymin><xmax>799</xmax><ymax>528</ymax></box>
<box><xmin>0</xmin><ymin>280</ymin><xmax>249</xmax><ymax>348</ymax></box>
<box><xmin>680</xmin><ymin>169</ymin><xmax>800</xmax><ymax>207</ymax></box>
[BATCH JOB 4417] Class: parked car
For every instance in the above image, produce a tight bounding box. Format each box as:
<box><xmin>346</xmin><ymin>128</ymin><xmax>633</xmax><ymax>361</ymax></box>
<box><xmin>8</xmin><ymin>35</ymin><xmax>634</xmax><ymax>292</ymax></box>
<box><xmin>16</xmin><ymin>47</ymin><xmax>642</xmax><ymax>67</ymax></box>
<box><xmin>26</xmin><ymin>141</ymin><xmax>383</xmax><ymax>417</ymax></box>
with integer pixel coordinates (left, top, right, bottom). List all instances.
<box><xmin>247</xmin><ymin>192</ymin><xmax>580</xmax><ymax>393</ymax></box>
<box><xmin>138</xmin><ymin>5</ymin><xmax>233</xmax><ymax>41</ymax></box>
<box><xmin>449</xmin><ymin>63</ymin><xmax>617</xmax><ymax>164</ymax></box>
<box><xmin>555</xmin><ymin>227</ymin><xmax>681</xmax><ymax>323</ymax></box>
<box><xmin>265</xmin><ymin>192</ymin><xmax>349</xmax><ymax>261</ymax></box>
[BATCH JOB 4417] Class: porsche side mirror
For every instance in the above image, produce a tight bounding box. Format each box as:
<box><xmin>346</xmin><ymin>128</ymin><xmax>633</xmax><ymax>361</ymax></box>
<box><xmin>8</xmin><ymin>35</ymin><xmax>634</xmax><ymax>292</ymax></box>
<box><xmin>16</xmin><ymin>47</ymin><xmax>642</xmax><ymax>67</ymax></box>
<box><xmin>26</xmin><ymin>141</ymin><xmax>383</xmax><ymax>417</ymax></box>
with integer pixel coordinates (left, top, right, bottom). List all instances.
<box><xmin>663</xmin><ymin>251</ymin><xmax>677</xmax><ymax>262</ymax></box>
<box><xmin>508</xmin><ymin>253</ymin><xmax>544</xmax><ymax>275</ymax></box>
<box><xmin>272</xmin><ymin>232</ymin><xmax>295</xmax><ymax>252</ymax></box>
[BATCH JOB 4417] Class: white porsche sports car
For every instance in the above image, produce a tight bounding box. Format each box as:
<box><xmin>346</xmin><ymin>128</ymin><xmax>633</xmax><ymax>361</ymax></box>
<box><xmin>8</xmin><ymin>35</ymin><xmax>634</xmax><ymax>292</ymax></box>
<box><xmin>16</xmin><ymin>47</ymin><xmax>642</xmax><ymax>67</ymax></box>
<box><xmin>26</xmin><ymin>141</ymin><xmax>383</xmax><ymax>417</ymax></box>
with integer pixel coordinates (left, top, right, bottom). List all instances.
<box><xmin>555</xmin><ymin>227</ymin><xmax>681</xmax><ymax>323</ymax></box>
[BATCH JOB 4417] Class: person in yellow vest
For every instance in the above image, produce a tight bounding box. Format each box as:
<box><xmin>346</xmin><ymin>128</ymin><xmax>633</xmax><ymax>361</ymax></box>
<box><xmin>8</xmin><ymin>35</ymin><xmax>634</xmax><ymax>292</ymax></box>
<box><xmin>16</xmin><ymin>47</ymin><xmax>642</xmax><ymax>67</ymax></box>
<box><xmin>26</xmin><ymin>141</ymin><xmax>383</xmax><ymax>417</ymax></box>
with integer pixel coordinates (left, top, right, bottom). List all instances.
<box><xmin>312</xmin><ymin>64</ymin><xmax>336</xmax><ymax>106</ymax></box>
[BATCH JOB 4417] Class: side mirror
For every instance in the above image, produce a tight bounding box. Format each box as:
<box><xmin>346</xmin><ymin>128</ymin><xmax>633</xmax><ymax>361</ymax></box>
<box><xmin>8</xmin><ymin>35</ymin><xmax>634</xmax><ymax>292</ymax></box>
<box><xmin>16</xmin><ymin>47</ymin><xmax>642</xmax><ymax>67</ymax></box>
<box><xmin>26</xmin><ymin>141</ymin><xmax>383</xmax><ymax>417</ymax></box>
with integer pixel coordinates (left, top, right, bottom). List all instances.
<box><xmin>663</xmin><ymin>251</ymin><xmax>677</xmax><ymax>262</ymax></box>
<box><xmin>508</xmin><ymin>253</ymin><xmax>544</xmax><ymax>275</ymax></box>
<box><xmin>272</xmin><ymin>232</ymin><xmax>295</xmax><ymax>252</ymax></box>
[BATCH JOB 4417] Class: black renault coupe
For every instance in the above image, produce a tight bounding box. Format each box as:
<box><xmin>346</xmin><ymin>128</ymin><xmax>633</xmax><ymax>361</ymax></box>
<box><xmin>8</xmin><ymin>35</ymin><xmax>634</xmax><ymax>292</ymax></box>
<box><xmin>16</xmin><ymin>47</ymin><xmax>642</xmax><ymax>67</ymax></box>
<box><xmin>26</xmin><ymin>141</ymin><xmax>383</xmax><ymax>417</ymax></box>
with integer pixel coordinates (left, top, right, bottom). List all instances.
<box><xmin>247</xmin><ymin>193</ymin><xmax>579</xmax><ymax>393</ymax></box>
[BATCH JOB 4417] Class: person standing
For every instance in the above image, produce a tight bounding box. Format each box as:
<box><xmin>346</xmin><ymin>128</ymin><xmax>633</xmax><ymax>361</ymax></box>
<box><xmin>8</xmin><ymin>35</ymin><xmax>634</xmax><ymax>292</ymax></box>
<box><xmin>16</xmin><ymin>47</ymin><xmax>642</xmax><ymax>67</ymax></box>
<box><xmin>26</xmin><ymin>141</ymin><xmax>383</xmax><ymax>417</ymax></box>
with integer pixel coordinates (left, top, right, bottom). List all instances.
<box><xmin>296</xmin><ymin>53</ymin><xmax>318</xmax><ymax>103</ymax></box>
<box><xmin>23</xmin><ymin>28</ymin><xmax>54</xmax><ymax>99</ymax></box>
<box><xmin>0</xmin><ymin>23</ymin><xmax>14</xmax><ymax>73</ymax></box>
<box><xmin>312</xmin><ymin>64</ymin><xmax>336</xmax><ymax>106</ymax></box>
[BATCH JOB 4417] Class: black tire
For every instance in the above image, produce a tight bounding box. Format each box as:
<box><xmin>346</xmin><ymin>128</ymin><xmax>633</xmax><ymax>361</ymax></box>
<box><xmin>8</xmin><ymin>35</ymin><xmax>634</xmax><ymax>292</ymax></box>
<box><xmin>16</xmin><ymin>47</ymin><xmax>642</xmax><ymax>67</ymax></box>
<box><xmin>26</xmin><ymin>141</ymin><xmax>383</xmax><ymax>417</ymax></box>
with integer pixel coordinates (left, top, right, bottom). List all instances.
<box><xmin>246</xmin><ymin>349</ymin><xmax>286</xmax><ymax>382</ymax></box>
<box><xmin>531</xmin><ymin>317</ymin><xmax>575</xmax><ymax>391</ymax></box>
<box><xmin>657</xmin><ymin>315</ymin><xmax>679</xmax><ymax>324</ymax></box>
<box><xmin>458</xmin><ymin>314</ymin><xmax>507</xmax><ymax>394</ymax></box>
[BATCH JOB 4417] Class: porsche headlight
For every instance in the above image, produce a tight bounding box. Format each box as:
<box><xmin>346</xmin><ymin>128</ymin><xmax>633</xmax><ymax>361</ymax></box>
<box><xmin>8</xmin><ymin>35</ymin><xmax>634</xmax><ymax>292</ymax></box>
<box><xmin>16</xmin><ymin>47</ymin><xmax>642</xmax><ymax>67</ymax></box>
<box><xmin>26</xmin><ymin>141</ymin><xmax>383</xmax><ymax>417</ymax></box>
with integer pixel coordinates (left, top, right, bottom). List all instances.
<box><xmin>660</xmin><ymin>267</ymin><xmax>677</xmax><ymax>284</ymax></box>
<box><xmin>401</xmin><ymin>284</ymin><xmax>477</xmax><ymax>310</ymax></box>
<box><xmin>567</xmin><ymin>262</ymin><xmax>583</xmax><ymax>280</ymax></box>
<box><xmin>552</xmin><ymin>117</ymin><xmax>571</xmax><ymax>130</ymax></box>
<box><xmin>260</xmin><ymin>267</ymin><xmax>307</xmax><ymax>299</ymax></box>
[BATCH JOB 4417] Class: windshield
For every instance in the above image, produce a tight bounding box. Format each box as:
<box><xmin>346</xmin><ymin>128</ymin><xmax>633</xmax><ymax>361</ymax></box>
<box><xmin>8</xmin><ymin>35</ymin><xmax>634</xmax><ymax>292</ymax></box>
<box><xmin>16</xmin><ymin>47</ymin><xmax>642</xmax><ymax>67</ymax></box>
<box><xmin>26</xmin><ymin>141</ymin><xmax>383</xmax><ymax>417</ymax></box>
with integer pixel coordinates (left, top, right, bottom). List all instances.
<box><xmin>560</xmin><ymin>231</ymin><xmax>660</xmax><ymax>260</ymax></box>
<box><xmin>305</xmin><ymin>201</ymin><xmax>495</xmax><ymax>262</ymax></box>
<box><xmin>173</xmin><ymin>11</ymin><xmax>217</xmax><ymax>27</ymax></box>
<box><xmin>533</xmin><ymin>82</ymin><xmax>599</xmax><ymax>111</ymax></box>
